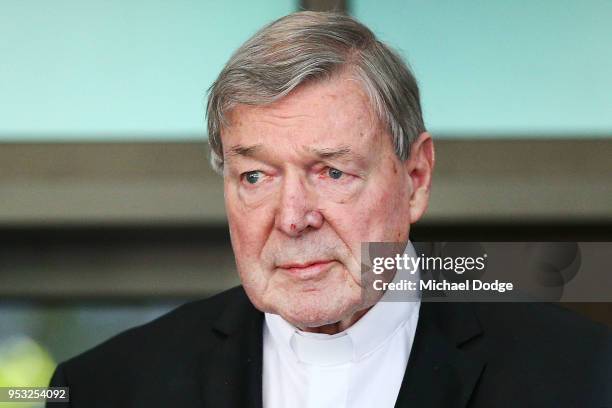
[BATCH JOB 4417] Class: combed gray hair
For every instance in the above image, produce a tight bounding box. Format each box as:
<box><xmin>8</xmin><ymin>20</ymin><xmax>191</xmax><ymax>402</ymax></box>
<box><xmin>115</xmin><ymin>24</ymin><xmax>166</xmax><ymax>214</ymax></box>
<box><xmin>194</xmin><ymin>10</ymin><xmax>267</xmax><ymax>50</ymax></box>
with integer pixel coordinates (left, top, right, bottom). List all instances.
<box><xmin>206</xmin><ymin>11</ymin><xmax>425</xmax><ymax>173</ymax></box>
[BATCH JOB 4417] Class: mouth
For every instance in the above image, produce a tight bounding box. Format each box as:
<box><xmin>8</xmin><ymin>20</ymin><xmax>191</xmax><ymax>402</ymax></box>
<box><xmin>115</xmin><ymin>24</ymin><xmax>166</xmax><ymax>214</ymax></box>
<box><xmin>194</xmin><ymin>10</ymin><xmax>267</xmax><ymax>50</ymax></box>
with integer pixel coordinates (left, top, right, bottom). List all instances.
<box><xmin>276</xmin><ymin>260</ymin><xmax>336</xmax><ymax>279</ymax></box>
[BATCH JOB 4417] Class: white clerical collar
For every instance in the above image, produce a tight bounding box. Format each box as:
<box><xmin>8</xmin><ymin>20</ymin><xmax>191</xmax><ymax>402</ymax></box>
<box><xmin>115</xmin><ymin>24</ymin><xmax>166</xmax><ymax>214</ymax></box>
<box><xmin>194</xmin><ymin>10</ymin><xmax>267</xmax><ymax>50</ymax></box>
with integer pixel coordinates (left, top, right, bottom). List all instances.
<box><xmin>265</xmin><ymin>242</ymin><xmax>421</xmax><ymax>366</ymax></box>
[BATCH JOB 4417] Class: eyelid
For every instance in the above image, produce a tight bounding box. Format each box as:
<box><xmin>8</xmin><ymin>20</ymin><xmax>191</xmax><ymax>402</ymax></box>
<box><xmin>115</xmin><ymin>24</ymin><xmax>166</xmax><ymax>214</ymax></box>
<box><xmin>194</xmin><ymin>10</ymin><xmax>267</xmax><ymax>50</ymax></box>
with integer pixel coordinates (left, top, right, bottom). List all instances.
<box><xmin>318</xmin><ymin>165</ymin><xmax>350</xmax><ymax>180</ymax></box>
<box><xmin>313</xmin><ymin>163</ymin><xmax>340</xmax><ymax>172</ymax></box>
<box><xmin>328</xmin><ymin>164</ymin><xmax>366</xmax><ymax>179</ymax></box>
<box><xmin>325</xmin><ymin>165</ymin><xmax>345</xmax><ymax>173</ymax></box>
<box><xmin>239</xmin><ymin>170</ymin><xmax>263</xmax><ymax>184</ymax></box>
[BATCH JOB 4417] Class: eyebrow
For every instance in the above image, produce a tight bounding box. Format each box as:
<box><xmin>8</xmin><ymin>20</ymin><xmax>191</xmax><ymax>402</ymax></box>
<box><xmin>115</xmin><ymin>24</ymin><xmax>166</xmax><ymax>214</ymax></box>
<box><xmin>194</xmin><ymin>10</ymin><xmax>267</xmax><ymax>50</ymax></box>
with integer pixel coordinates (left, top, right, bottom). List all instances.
<box><xmin>226</xmin><ymin>144</ymin><xmax>263</xmax><ymax>159</ymax></box>
<box><xmin>225</xmin><ymin>143</ymin><xmax>367</xmax><ymax>165</ymax></box>
<box><xmin>309</xmin><ymin>145</ymin><xmax>366</xmax><ymax>163</ymax></box>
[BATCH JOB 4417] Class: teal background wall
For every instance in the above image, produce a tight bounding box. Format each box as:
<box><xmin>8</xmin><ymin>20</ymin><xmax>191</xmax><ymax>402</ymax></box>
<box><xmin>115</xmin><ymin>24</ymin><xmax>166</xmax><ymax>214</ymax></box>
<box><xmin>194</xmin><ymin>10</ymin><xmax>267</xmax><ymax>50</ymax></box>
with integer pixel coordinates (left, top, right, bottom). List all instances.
<box><xmin>353</xmin><ymin>0</ymin><xmax>612</xmax><ymax>136</ymax></box>
<box><xmin>1</xmin><ymin>0</ymin><xmax>610</xmax><ymax>140</ymax></box>
<box><xmin>0</xmin><ymin>0</ymin><xmax>295</xmax><ymax>140</ymax></box>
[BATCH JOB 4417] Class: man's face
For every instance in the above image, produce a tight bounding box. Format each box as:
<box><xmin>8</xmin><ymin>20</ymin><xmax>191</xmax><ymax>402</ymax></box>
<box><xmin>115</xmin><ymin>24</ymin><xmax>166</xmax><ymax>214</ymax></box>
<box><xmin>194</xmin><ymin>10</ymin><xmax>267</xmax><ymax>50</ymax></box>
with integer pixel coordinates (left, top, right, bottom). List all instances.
<box><xmin>221</xmin><ymin>73</ymin><xmax>431</xmax><ymax>329</ymax></box>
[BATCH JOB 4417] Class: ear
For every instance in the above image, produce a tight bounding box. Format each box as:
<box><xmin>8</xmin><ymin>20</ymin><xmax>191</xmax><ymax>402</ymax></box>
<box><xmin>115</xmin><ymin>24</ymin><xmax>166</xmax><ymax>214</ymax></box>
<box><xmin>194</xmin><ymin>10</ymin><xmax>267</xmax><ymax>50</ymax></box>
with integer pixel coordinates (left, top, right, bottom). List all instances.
<box><xmin>403</xmin><ymin>132</ymin><xmax>435</xmax><ymax>223</ymax></box>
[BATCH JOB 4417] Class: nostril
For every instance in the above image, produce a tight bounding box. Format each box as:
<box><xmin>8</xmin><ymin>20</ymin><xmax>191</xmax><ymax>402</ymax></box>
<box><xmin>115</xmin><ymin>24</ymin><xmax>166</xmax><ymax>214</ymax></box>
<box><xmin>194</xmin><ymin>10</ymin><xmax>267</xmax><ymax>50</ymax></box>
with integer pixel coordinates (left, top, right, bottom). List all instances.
<box><xmin>290</xmin><ymin>223</ymin><xmax>296</xmax><ymax>231</ymax></box>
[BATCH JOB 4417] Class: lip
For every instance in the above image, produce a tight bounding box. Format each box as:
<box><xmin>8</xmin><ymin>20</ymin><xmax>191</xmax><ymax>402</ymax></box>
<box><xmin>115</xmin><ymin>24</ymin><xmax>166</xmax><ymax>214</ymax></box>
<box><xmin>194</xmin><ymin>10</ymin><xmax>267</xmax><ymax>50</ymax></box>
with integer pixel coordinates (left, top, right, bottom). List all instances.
<box><xmin>277</xmin><ymin>260</ymin><xmax>335</xmax><ymax>279</ymax></box>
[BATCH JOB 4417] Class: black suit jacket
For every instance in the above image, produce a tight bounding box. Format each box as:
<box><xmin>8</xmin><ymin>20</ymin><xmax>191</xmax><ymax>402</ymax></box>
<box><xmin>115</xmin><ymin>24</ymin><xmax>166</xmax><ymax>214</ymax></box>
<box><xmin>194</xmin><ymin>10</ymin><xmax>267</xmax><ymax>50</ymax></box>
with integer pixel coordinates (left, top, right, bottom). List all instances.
<box><xmin>48</xmin><ymin>286</ymin><xmax>611</xmax><ymax>407</ymax></box>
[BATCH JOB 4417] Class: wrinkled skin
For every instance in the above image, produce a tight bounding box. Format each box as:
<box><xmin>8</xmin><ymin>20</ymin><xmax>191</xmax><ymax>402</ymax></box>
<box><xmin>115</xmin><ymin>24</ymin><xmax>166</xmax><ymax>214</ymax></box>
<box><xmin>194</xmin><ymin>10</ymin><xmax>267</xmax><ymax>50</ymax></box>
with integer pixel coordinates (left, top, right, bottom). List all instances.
<box><xmin>221</xmin><ymin>73</ymin><xmax>434</xmax><ymax>333</ymax></box>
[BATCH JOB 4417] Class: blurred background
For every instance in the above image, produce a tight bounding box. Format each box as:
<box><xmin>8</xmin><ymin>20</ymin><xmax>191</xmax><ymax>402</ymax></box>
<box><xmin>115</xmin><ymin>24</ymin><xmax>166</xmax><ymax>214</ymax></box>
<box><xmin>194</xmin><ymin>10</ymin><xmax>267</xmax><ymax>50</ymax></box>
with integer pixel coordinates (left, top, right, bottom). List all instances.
<box><xmin>1</xmin><ymin>0</ymin><xmax>611</xmax><ymax>400</ymax></box>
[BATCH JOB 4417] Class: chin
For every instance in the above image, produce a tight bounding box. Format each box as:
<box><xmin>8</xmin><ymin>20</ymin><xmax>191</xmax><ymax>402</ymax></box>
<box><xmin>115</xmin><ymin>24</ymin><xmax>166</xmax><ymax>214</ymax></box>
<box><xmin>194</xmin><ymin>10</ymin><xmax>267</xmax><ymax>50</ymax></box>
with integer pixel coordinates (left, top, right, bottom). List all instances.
<box><xmin>241</xmin><ymin>270</ymin><xmax>365</xmax><ymax>329</ymax></box>
<box><xmin>274</xmin><ymin>289</ymin><xmax>362</xmax><ymax>329</ymax></box>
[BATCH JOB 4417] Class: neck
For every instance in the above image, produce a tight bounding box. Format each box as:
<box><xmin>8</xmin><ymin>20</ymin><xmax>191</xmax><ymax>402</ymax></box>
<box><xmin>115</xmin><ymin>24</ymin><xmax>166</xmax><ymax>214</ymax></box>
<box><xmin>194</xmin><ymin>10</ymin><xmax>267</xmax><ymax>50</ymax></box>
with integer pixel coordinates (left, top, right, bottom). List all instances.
<box><xmin>298</xmin><ymin>307</ymin><xmax>371</xmax><ymax>335</ymax></box>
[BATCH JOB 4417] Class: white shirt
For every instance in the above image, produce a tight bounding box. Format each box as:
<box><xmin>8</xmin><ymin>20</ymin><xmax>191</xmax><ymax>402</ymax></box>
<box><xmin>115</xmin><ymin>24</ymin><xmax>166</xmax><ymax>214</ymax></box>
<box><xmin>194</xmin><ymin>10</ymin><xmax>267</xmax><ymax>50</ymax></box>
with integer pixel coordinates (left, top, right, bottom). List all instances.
<box><xmin>263</xmin><ymin>244</ymin><xmax>421</xmax><ymax>408</ymax></box>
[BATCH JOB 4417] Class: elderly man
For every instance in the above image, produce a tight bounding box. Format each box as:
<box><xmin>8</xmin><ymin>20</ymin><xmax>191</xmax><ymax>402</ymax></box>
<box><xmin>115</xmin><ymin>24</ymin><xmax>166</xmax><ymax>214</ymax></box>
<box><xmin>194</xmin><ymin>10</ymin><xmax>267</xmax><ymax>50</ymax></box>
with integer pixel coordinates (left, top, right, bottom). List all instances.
<box><xmin>48</xmin><ymin>11</ymin><xmax>610</xmax><ymax>408</ymax></box>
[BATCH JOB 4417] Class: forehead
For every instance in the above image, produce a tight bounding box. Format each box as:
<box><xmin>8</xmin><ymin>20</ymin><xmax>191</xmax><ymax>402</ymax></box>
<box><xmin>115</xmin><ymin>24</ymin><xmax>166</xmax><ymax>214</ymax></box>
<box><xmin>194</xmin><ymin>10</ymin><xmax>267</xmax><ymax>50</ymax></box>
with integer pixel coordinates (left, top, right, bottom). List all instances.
<box><xmin>223</xmin><ymin>74</ymin><xmax>380</xmax><ymax>149</ymax></box>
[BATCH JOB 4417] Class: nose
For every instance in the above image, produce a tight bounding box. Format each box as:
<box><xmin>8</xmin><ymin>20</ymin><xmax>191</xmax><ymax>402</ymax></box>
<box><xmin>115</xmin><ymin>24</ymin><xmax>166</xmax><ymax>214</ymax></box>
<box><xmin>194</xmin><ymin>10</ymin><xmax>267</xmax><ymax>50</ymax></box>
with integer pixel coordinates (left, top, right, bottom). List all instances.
<box><xmin>275</xmin><ymin>172</ymin><xmax>323</xmax><ymax>237</ymax></box>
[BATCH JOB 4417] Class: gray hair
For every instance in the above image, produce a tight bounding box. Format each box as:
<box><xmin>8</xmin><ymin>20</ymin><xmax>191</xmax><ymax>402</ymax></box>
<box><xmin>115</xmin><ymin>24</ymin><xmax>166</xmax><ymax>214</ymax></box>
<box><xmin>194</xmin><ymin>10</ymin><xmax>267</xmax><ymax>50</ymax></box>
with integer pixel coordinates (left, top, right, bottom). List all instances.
<box><xmin>206</xmin><ymin>11</ymin><xmax>425</xmax><ymax>173</ymax></box>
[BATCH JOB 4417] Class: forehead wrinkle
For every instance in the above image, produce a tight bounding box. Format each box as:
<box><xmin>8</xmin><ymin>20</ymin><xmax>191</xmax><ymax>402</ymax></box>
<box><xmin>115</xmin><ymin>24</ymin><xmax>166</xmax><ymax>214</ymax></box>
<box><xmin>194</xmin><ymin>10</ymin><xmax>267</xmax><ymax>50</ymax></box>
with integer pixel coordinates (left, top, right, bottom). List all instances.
<box><xmin>256</xmin><ymin>117</ymin><xmax>309</xmax><ymax>129</ymax></box>
<box><xmin>265</xmin><ymin>111</ymin><xmax>313</xmax><ymax>120</ymax></box>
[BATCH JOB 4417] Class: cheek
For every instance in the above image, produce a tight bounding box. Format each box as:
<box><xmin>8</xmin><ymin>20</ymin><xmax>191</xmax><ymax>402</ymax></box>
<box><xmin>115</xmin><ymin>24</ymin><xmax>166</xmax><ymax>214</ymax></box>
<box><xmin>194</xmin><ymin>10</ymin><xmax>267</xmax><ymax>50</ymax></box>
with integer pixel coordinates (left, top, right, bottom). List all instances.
<box><xmin>225</xmin><ymin>173</ymin><xmax>277</xmax><ymax>210</ymax></box>
<box><xmin>377</xmin><ymin>182</ymin><xmax>411</xmax><ymax>240</ymax></box>
<box><xmin>238</xmin><ymin>181</ymin><xmax>278</xmax><ymax>209</ymax></box>
<box><xmin>327</xmin><ymin>174</ymin><xmax>410</xmax><ymax>244</ymax></box>
<box><xmin>226</xmin><ymin>192</ymin><xmax>271</xmax><ymax>263</ymax></box>
<box><xmin>227</xmin><ymin>208</ymin><xmax>271</xmax><ymax>301</ymax></box>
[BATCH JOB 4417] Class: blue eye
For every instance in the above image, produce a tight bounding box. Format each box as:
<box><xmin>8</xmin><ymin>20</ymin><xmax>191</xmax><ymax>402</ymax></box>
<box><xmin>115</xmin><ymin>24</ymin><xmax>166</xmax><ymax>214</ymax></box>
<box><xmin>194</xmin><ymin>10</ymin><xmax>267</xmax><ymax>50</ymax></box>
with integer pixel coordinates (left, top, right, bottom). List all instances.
<box><xmin>328</xmin><ymin>168</ymin><xmax>343</xmax><ymax>180</ymax></box>
<box><xmin>244</xmin><ymin>171</ymin><xmax>262</xmax><ymax>184</ymax></box>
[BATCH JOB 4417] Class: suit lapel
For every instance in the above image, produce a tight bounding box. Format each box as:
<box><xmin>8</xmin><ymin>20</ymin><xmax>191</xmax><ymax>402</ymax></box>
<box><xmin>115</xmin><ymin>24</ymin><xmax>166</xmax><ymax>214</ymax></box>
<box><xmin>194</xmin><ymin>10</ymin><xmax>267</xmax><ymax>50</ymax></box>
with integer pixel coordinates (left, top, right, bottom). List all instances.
<box><xmin>196</xmin><ymin>289</ymin><xmax>486</xmax><ymax>408</ymax></box>
<box><xmin>199</xmin><ymin>290</ymin><xmax>264</xmax><ymax>408</ymax></box>
<box><xmin>395</xmin><ymin>301</ymin><xmax>486</xmax><ymax>408</ymax></box>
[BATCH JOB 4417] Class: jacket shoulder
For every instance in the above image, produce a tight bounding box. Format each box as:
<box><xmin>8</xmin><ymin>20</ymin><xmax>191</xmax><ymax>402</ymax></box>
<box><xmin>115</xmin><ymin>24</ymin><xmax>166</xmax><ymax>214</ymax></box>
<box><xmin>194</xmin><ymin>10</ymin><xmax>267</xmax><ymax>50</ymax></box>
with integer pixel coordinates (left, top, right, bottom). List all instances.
<box><xmin>473</xmin><ymin>302</ymin><xmax>611</xmax><ymax>345</ymax></box>
<box><xmin>471</xmin><ymin>302</ymin><xmax>611</xmax><ymax>404</ymax></box>
<box><xmin>71</xmin><ymin>285</ymin><xmax>247</xmax><ymax>358</ymax></box>
<box><xmin>51</xmin><ymin>286</ymin><xmax>252</xmax><ymax>401</ymax></box>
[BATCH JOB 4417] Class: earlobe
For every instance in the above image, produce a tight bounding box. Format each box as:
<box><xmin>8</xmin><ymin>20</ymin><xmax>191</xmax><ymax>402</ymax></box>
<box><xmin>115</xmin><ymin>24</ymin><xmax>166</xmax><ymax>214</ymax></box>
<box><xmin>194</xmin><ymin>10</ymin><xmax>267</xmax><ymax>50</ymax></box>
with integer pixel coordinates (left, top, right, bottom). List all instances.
<box><xmin>406</xmin><ymin>132</ymin><xmax>435</xmax><ymax>223</ymax></box>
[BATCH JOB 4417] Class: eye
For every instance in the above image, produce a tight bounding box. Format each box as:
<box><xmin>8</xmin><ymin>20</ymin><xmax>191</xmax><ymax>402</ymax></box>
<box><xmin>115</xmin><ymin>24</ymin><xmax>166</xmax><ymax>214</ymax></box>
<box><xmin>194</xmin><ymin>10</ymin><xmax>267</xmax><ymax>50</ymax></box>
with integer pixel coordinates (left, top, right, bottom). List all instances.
<box><xmin>328</xmin><ymin>167</ymin><xmax>344</xmax><ymax>180</ymax></box>
<box><xmin>242</xmin><ymin>170</ymin><xmax>263</xmax><ymax>184</ymax></box>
